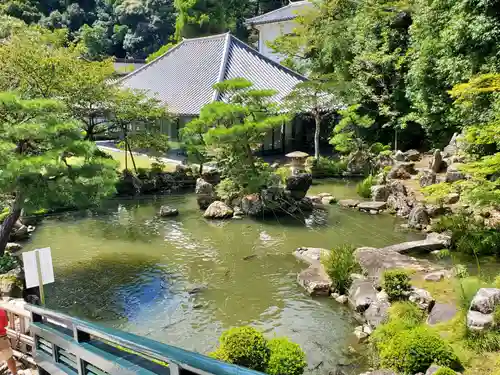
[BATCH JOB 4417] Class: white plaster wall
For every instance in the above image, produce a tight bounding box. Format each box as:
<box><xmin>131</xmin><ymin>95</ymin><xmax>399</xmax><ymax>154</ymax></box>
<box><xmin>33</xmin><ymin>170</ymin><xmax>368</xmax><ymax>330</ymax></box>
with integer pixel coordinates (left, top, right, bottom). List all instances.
<box><xmin>256</xmin><ymin>21</ymin><xmax>296</xmax><ymax>63</ymax></box>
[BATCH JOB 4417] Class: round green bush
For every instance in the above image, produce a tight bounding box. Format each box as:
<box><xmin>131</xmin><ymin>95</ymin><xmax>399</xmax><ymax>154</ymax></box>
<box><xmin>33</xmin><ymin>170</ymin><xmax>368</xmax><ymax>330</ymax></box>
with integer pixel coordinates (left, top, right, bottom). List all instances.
<box><xmin>379</xmin><ymin>326</ymin><xmax>460</xmax><ymax>374</ymax></box>
<box><xmin>434</xmin><ymin>367</ymin><xmax>457</xmax><ymax>375</ymax></box>
<box><xmin>213</xmin><ymin>326</ymin><xmax>270</xmax><ymax>371</ymax></box>
<box><xmin>382</xmin><ymin>269</ymin><xmax>411</xmax><ymax>301</ymax></box>
<box><xmin>388</xmin><ymin>301</ymin><xmax>424</xmax><ymax>326</ymax></box>
<box><xmin>266</xmin><ymin>338</ymin><xmax>306</xmax><ymax>375</ymax></box>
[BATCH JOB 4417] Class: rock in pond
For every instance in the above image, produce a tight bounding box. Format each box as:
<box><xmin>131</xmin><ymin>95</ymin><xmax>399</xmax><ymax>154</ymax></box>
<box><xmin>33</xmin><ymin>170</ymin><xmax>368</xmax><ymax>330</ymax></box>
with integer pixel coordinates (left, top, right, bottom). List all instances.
<box><xmin>358</xmin><ymin>201</ymin><xmax>387</xmax><ymax>212</ymax></box>
<box><xmin>336</xmin><ymin>295</ymin><xmax>348</xmax><ymax>304</ymax></box>
<box><xmin>378</xmin><ymin>238</ymin><xmax>447</xmax><ymax>254</ymax></box>
<box><xmin>427</xmin><ymin>303</ymin><xmax>458</xmax><ymax>325</ymax></box>
<box><xmin>294</xmin><ymin>247</ymin><xmax>329</xmax><ymax>265</ymax></box>
<box><xmin>408</xmin><ymin>205</ymin><xmax>430</xmax><ymax>230</ymax></box>
<box><xmin>297</xmin><ymin>265</ymin><xmax>332</xmax><ymax>296</ymax></box>
<box><xmin>195</xmin><ymin>178</ymin><xmax>216</xmax><ymax>209</ymax></box>
<box><xmin>159</xmin><ymin>205</ymin><xmax>179</xmax><ymax>217</ymax></box>
<box><xmin>371</xmin><ymin>185</ymin><xmax>390</xmax><ymax>202</ymax></box>
<box><xmin>470</xmin><ymin>288</ymin><xmax>500</xmax><ymax>314</ymax></box>
<box><xmin>364</xmin><ymin>300</ymin><xmax>390</xmax><ymax>328</ymax></box>
<box><xmin>321</xmin><ymin>196</ymin><xmax>337</xmax><ymax>205</ymax></box>
<box><xmin>203</xmin><ymin>201</ymin><xmax>233</xmax><ymax>219</ymax></box>
<box><xmin>338</xmin><ymin>199</ymin><xmax>360</xmax><ymax>208</ymax></box>
<box><xmin>286</xmin><ymin>173</ymin><xmax>312</xmax><ymax>200</ymax></box>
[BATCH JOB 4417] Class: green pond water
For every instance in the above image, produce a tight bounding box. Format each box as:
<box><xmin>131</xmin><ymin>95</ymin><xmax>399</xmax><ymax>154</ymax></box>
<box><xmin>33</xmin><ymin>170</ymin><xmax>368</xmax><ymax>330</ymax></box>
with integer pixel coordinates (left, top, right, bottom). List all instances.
<box><xmin>24</xmin><ymin>180</ymin><xmax>424</xmax><ymax>374</ymax></box>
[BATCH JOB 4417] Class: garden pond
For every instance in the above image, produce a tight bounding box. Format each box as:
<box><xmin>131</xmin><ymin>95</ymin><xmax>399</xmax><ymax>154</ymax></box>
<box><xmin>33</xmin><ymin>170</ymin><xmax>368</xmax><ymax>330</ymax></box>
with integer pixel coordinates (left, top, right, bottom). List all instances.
<box><xmin>24</xmin><ymin>179</ymin><xmax>426</xmax><ymax>374</ymax></box>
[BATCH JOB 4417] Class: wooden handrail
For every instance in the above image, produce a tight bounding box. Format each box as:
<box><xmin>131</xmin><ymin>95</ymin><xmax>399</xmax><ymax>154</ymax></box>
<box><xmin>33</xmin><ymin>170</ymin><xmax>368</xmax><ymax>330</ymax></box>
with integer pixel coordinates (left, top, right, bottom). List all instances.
<box><xmin>26</xmin><ymin>304</ymin><xmax>266</xmax><ymax>375</ymax></box>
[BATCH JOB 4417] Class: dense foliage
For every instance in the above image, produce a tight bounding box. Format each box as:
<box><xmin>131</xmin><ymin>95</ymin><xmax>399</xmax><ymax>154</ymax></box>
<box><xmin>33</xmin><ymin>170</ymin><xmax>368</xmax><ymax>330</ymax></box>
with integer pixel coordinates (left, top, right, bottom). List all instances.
<box><xmin>0</xmin><ymin>253</ymin><xmax>20</xmax><ymax>274</ymax></box>
<box><xmin>211</xmin><ymin>326</ymin><xmax>306</xmax><ymax>375</ymax></box>
<box><xmin>356</xmin><ymin>174</ymin><xmax>374</xmax><ymax>198</ymax></box>
<box><xmin>383</xmin><ymin>269</ymin><xmax>411</xmax><ymax>302</ymax></box>
<box><xmin>322</xmin><ymin>244</ymin><xmax>360</xmax><ymax>294</ymax></box>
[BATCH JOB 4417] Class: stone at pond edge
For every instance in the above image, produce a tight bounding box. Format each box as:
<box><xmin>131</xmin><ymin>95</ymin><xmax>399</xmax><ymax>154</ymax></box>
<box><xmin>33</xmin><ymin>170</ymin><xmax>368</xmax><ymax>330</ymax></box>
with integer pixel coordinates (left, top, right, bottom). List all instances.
<box><xmin>321</xmin><ymin>196</ymin><xmax>337</xmax><ymax>205</ymax></box>
<box><xmin>371</xmin><ymin>185</ymin><xmax>390</xmax><ymax>202</ymax></box>
<box><xmin>294</xmin><ymin>247</ymin><xmax>329</xmax><ymax>264</ymax></box>
<box><xmin>159</xmin><ymin>205</ymin><xmax>179</xmax><ymax>217</ymax></box>
<box><xmin>339</xmin><ymin>199</ymin><xmax>360</xmax><ymax>208</ymax></box>
<box><xmin>353</xmin><ymin>328</ymin><xmax>369</xmax><ymax>343</ymax></box>
<box><xmin>408</xmin><ymin>205</ymin><xmax>430</xmax><ymax>229</ymax></box>
<box><xmin>5</xmin><ymin>243</ymin><xmax>22</xmax><ymax>253</ymax></box>
<box><xmin>0</xmin><ymin>267</ymin><xmax>24</xmax><ymax>298</ymax></box>
<box><xmin>195</xmin><ymin>178</ymin><xmax>217</xmax><ymax>209</ymax></box>
<box><xmin>467</xmin><ymin>310</ymin><xmax>494</xmax><ymax>331</ymax></box>
<box><xmin>359</xmin><ymin>371</ymin><xmax>397</xmax><ymax>375</ymax></box>
<box><xmin>378</xmin><ymin>238</ymin><xmax>446</xmax><ymax>254</ymax></box>
<box><xmin>286</xmin><ymin>173</ymin><xmax>312</xmax><ymax>200</ymax></box>
<box><xmin>364</xmin><ymin>300</ymin><xmax>390</xmax><ymax>328</ymax></box>
<box><xmin>358</xmin><ymin>201</ymin><xmax>387</xmax><ymax>212</ymax></box>
<box><xmin>427</xmin><ymin>303</ymin><xmax>458</xmax><ymax>325</ymax></box>
<box><xmin>336</xmin><ymin>295</ymin><xmax>348</xmax><ymax>304</ymax></box>
<box><xmin>470</xmin><ymin>288</ymin><xmax>500</xmax><ymax>314</ymax></box>
<box><xmin>348</xmin><ymin>278</ymin><xmax>377</xmax><ymax>312</ymax></box>
<box><xmin>203</xmin><ymin>201</ymin><xmax>234</xmax><ymax>219</ymax></box>
<box><xmin>297</xmin><ymin>265</ymin><xmax>332</xmax><ymax>296</ymax></box>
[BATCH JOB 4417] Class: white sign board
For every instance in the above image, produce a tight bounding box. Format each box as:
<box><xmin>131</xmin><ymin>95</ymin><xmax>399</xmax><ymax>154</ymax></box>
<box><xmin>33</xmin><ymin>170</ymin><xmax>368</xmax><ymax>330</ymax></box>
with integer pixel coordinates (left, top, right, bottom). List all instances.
<box><xmin>22</xmin><ymin>247</ymin><xmax>55</xmax><ymax>289</ymax></box>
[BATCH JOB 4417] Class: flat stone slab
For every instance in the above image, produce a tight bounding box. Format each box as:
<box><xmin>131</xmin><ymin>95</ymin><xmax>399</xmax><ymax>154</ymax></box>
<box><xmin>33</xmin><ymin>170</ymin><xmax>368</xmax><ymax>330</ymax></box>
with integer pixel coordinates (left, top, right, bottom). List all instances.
<box><xmin>338</xmin><ymin>199</ymin><xmax>360</xmax><ymax>208</ymax></box>
<box><xmin>358</xmin><ymin>201</ymin><xmax>387</xmax><ymax>211</ymax></box>
<box><xmin>293</xmin><ymin>247</ymin><xmax>330</xmax><ymax>265</ymax></box>
<box><xmin>297</xmin><ymin>265</ymin><xmax>332</xmax><ymax>296</ymax></box>
<box><xmin>427</xmin><ymin>303</ymin><xmax>458</xmax><ymax>325</ymax></box>
<box><xmin>355</xmin><ymin>247</ymin><xmax>442</xmax><ymax>281</ymax></box>
<box><xmin>378</xmin><ymin>238</ymin><xmax>447</xmax><ymax>254</ymax></box>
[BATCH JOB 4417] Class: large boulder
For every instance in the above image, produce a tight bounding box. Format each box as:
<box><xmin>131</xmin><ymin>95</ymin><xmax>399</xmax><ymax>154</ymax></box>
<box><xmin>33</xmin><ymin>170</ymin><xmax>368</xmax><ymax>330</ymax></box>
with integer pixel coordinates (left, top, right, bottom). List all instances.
<box><xmin>159</xmin><ymin>205</ymin><xmax>179</xmax><ymax>217</ymax></box>
<box><xmin>286</xmin><ymin>173</ymin><xmax>312</xmax><ymax>199</ymax></box>
<box><xmin>371</xmin><ymin>185</ymin><xmax>390</xmax><ymax>202</ymax></box>
<box><xmin>443</xmin><ymin>132</ymin><xmax>462</xmax><ymax>158</ymax></box>
<box><xmin>387</xmin><ymin>193</ymin><xmax>412</xmax><ymax>217</ymax></box>
<box><xmin>348</xmin><ymin>278</ymin><xmax>377</xmax><ymax>312</ymax></box>
<box><xmin>297</xmin><ymin>265</ymin><xmax>332</xmax><ymax>296</ymax></box>
<box><xmin>467</xmin><ymin>310</ymin><xmax>494</xmax><ymax>331</ymax></box>
<box><xmin>364</xmin><ymin>300</ymin><xmax>391</xmax><ymax>328</ymax></box>
<box><xmin>405</xmin><ymin>149</ymin><xmax>421</xmax><ymax>162</ymax></box>
<box><xmin>420</xmin><ymin>170</ymin><xmax>437</xmax><ymax>187</ymax></box>
<box><xmin>429</xmin><ymin>150</ymin><xmax>444</xmax><ymax>173</ymax></box>
<box><xmin>0</xmin><ymin>267</ymin><xmax>24</xmax><ymax>298</ymax></box>
<box><xmin>5</xmin><ymin>243</ymin><xmax>22</xmax><ymax>253</ymax></box>
<box><xmin>195</xmin><ymin>178</ymin><xmax>217</xmax><ymax>209</ymax></box>
<box><xmin>427</xmin><ymin>303</ymin><xmax>458</xmax><ymax>325</ymax></box>
<box><xmin>408</xmin><ymin>205</ymin><xmax>430</xmax><ymax>230</ymax></box>
<box><xmin>346</xmin><ymin>150</ymin><xmax>372</xmax><ymax>175</ymax></box>
<box><xmin>470</xmin><ymin>288</ymin><xmax>500</xmax><ymax>314</ymax></box>
<box><xmin>387</xmin><ymin>163</ymin><xmax>416</xmax><ymax>180</ymax></box>
<box><xmin>241</xmin><ymin>193</ymin><xmax>265</xmax><ymax>216</ymax></box>
<box><xmin>203</xmin><ymin>201</ymin><xmax>233</xmax><ymax>219</ymax></box>
<box><xmin>395</xmin><ymin>150</ymin><xmax>405</xmax><ymax>161</ymax></box>
<box><xmin>409</xmin><ymin>287</ymin><xmax>435</xmax><ymax>311</ymax></box>
<box><xmin>9</xmin><ymin>221</ymin><xmax>29</xmax><ymax>241</ymax></box>
<box><xmin>446</xmin><ymin>164</ymin><xmax>466</xmax><ymax>183</ymax></box>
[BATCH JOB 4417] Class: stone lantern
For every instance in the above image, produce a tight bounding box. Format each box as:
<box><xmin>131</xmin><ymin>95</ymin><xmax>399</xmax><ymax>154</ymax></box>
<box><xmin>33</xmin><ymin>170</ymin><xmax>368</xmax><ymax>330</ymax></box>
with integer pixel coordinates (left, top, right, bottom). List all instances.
<box><xmin>286</xmin><ymin>151</ymin><xmax>309</xmax><ymax>176</ymax></box>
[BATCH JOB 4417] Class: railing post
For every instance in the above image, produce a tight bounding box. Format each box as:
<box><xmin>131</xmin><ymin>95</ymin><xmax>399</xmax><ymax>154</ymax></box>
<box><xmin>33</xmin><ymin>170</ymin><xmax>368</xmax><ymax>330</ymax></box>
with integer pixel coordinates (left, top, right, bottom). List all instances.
<box><xmin>74</xmin><ymin>326</ymin><xmax>90</xmax><ymax>375</ymax></box>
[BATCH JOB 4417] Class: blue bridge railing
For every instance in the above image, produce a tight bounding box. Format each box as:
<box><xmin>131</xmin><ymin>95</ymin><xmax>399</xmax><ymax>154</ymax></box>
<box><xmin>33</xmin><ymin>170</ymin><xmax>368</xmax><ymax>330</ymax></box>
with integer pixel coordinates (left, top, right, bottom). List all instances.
<box><xmin>26</xmin><ymin>305</ymin><xmax>265</xmax><ymax>375</ymax></box>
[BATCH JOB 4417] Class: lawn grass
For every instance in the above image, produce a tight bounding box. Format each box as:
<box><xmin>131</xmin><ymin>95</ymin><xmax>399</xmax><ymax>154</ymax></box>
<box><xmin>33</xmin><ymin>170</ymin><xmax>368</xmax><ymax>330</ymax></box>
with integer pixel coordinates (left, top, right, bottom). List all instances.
<box><xmin>99</xmin><ymin>148</ymin><xmax>177</xmax><ymax>172</ymax></box>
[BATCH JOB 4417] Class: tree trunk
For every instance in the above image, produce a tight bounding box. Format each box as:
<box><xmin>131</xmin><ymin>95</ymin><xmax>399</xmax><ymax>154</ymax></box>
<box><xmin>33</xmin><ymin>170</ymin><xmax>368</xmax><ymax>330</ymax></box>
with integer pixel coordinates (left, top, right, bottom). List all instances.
<box><xmin>394</xmin><ymin>128</ymin><xmax>398</xmax><ymax>152</ymax></box>
<box><xmin>127</xmin><ymin>141</ymin><xmax>138</xmax><ymax>174</ymax></box>
<box><xmin>199</xmin><ymin>163</ymin><xmax>203</xmax><ymax>176</ymax></box>
<box><xmin>0</xmin><ymin>195</ymin><xmax>23</xmax><ymax>256</ymax></box>
<box><xmin>314</xmin><ymin>113</ymin><xmax>321</xmax><ymax>160</ymax></box>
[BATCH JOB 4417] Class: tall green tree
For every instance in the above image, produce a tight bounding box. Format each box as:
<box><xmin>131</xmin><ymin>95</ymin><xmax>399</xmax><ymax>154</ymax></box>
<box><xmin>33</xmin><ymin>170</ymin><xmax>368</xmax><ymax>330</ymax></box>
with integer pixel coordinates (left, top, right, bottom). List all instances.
<box><xmin>194</xmin><ymin>78</ymin><xmax>288</xmax><ymax>194</ymax></box>
<box><xmin>0</xmin><ymin>93</ymin><xmax>118</xmax><ymax>254</ymax></box>
<box><xmin>285</xmin><ymin>77</ymin><xmax>340</xmax><ymax>159</ymax></box>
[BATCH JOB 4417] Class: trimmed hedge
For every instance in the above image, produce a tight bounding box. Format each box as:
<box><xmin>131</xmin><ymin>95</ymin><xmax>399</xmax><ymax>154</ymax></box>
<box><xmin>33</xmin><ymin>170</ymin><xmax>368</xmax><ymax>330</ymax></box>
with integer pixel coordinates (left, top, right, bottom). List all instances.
<box><xmin>383</xmin><ymin>269</ymin><xmax>411</xmax><ymax>301</ymax></box>
<box><xmin>266</xmin><ymin>338</ymin><xmax>306</xmax><ymax>375</ymax></box>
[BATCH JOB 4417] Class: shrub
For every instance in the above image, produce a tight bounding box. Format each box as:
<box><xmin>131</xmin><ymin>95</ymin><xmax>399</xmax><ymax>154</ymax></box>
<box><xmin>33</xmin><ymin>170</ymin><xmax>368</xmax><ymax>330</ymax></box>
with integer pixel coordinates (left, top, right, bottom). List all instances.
<box><xmin>451</xmin><ymin>264</ymin><xmax>469</xmax><ymax>279</ymax></box>
<box><xmin>383</xmin><ymin>269</ymin><xmax>411</xmax><ymax>301</ymax></box>
<box><xmin>210</xmin><ymin>327</ymin><xmax>270</xmax><ymax>371</ymax></box>
<box><xmin>275</xmin><ymin>167</ymin><xmax>292</xmax><ymax>184</ymax></box>
<box><xmin>356</xmin><ymin>174</ymin><xmax>374</xmax><ymax>198</ymax></box>
<box><xmin>493</xmin><ymin>306</ymin><xmax>500</xmax><ymax>329</ymax></box>
<box><xmin>306</xmin><ymin>156</ymin><xmax>347</xmax><ymax>178</ymax></box>
<box><xmin>434</xmin><ymin>367</ymin><xmax>457</xmax><ymax>375</ymax></box>
<box><xmin>465</xmin><ymin>330</ymin><xmax>500</xmax><ymax>352</ymax></box>
<box><xmin>0</xmin><ymin>253</ymin><xmax>19</xmax><ymax>274</ymax></box>
<box><xmin>216</xmin><ymin>178</ymin><xmax>240</xmax><ymax>202</ymax></box>
<box><xmin>389</xmin><ymin>302</ymin><xmax>425</xmax><ymax>326</ymax></box>
<box><xmin>378</xmin><ymin>326</ymin><xmax>461</xmax><ymax>373</ymax></box>
<box><xmin>322</xmin><ymin>245</ymin><xmax>360</xmax><ymax>294</ymax></box>
<box><xmin>495</xmin><ymin>275</ymin><xmax>500</xmax><ymax>289</ymax></box>
<box><xmin>455</xmin><ymin>277</ymin><xmax>486</xmax><ymax>311</ymax></box>
<box><xmin>266</xmin><ymin>338</ymin><xmax>306</xmax><ymax>375</ymax></box>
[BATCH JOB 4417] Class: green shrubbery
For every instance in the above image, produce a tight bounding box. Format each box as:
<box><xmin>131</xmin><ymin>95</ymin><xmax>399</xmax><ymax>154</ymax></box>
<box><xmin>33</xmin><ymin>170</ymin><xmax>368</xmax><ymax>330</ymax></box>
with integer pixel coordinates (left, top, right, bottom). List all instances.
<box><xmin>0</xmin><ymin>207</ymin><xmax>9</xmax><ymax>224</ymax></box>
<box><xmin>377</xmin><ymin>326</ymin><xmax>460</xmax><ymax>373</ymax></box>
<box><xmin>275</xmin><ymin>167</ymin><xmax>292</xmax><ymax>184</ymax></box>
<box><xmin>434</xmin><ymin>367</ymin><xmax>457</xmax><ymax>375</ymax></box>
<box><xmin>431</xmin><ymin>213</ymin><xmax>500</xmax><ymax>256</ymax></box>
<box><xmin>322</xmin><ymin>245</ymin><xmax>360</xmax><ymax>294</ymax></box>
<box><xmin>211</xmin><ymin>327</ymin><xmax>306</xmax><ymax>375</ymax></box>
<box><xmin>0</xmin><ymin>253</ymin><xmax>20</xmax><ymax>274</ymax></box>
<box><xmin>493</xmin><ymin>306</ymin><xmax>500</xmax><ymax>329</ymax></box>
<box><xmin>383</xmin><ymin>269</ymin><xmax>411</xmax><ymax>301</ymax></box>
<box><xmin>306</xmin><ymin>156</ymin><xmax>347</xmax><ymax>178</ymax></box>
<box><xmin>266</xmin><ymin>338</ymin><xmax>307</xmax><ymax>375</ymax></box>
<box><xmin>356</xmin><ymin>174</ymin><xmax>374</xmax><ymax>198</ymax></box>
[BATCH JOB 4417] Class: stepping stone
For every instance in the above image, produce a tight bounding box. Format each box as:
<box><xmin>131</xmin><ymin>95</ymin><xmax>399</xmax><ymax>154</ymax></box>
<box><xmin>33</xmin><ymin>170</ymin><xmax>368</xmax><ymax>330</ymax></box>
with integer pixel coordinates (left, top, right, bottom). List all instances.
<box><xmin>427</xmin><ymin>303</ymin><xmax>458</xmax><ymax>325</ymax></box>
<box><xmin>338</xmin><ymin>199</ymin><xmax>360</xmax><ymax>208</ymax></box>
<box><xmin>358</xmin><ymin>201</ymin><xmax>387</xmax><ymax>211</ymax></box>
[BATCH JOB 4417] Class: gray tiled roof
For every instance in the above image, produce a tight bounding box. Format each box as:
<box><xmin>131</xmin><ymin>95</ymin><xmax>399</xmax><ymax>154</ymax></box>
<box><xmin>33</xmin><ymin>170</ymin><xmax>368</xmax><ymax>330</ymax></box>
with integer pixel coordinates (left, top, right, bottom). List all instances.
<box><xmin>119</xmin><ymin>33</ymin><xmax>306</xmax><ymax>115</ymax></box>
<box><xmin>245</xmin><ymin>1</ymin><xmax>313</xmax><ymax>26</ymax></box>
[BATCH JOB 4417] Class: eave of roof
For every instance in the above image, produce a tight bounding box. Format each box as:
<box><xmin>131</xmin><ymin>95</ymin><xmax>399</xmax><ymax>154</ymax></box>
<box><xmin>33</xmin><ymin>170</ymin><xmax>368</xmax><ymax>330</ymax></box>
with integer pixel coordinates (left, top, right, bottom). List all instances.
<box><xmin>245</xmin><ymin>1</ymin><xmax>312</xmax><ymax>26</ymax></box>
